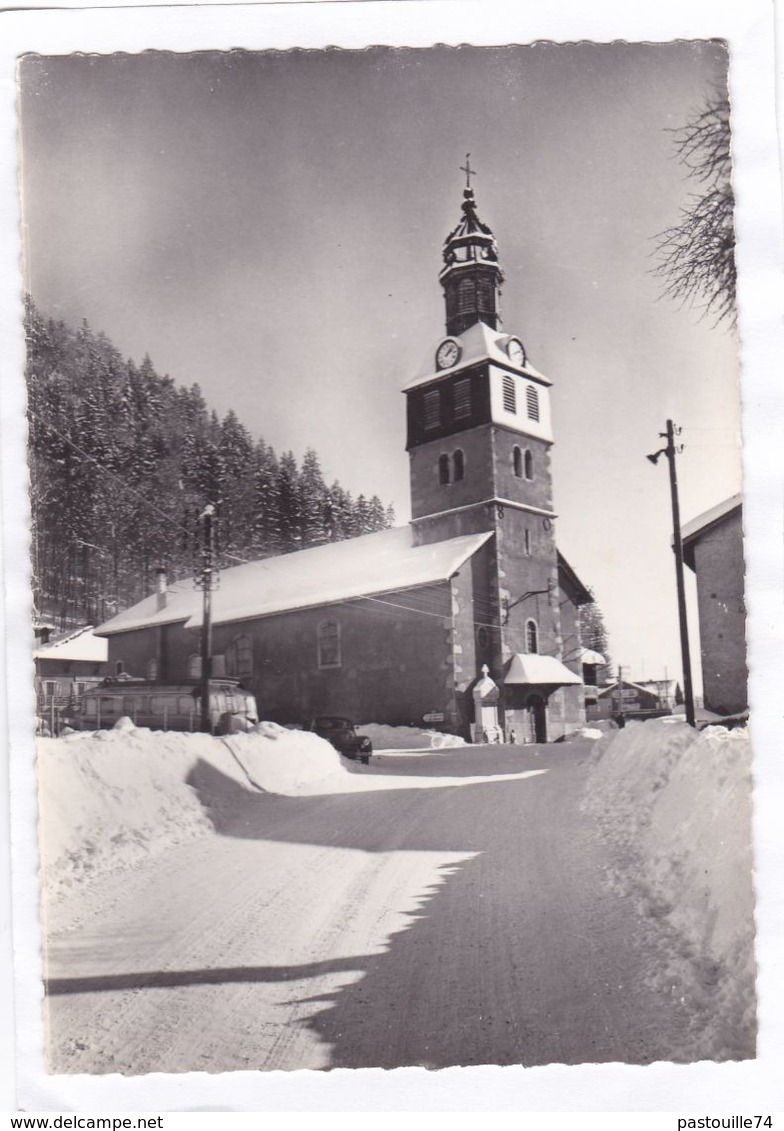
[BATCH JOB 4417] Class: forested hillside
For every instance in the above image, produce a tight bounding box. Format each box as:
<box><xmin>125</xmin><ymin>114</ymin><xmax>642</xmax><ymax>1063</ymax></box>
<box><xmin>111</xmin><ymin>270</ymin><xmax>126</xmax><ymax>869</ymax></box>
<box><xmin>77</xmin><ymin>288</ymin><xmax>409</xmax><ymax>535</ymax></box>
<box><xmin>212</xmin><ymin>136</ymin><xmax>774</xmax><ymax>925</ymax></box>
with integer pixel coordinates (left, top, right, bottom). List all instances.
<box><xmin>25</xmin><ymin>298</ymin><xmax>394</xmax><ymax>631</ymax></box>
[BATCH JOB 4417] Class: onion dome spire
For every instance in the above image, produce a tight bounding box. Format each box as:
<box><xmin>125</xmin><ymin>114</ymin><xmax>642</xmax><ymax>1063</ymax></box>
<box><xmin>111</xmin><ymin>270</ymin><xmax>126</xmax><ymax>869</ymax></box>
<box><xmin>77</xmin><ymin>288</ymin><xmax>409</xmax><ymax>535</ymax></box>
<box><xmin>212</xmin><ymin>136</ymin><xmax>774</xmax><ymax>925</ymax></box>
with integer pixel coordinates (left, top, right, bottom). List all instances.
<box><xmin>440</xmin><ymin>156</ymin><xmax>504</xmax><ymax>338</ymax></box>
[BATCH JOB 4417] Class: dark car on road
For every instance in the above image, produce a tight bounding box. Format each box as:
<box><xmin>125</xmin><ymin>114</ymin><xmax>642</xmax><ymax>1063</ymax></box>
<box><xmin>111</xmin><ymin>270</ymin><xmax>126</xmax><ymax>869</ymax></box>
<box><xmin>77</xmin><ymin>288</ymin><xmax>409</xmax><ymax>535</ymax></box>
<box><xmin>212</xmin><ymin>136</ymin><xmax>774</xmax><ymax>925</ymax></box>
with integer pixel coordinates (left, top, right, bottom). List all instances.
<box><xmin>308</xmin><ymin>716</ymin><xmax>373</xmax><ymax>764</ymax></box>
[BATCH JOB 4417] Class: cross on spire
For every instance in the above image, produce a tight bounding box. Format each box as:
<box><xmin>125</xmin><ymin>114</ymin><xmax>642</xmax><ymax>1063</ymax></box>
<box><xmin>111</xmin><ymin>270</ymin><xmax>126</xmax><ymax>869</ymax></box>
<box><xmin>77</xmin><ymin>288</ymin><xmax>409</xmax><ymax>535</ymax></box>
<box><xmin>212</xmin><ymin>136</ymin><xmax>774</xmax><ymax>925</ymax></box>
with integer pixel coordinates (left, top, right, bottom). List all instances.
<box><xmin>460</xmin><ymin>153</ymin><xmax>476</xmax><ymax>189</ymax></box>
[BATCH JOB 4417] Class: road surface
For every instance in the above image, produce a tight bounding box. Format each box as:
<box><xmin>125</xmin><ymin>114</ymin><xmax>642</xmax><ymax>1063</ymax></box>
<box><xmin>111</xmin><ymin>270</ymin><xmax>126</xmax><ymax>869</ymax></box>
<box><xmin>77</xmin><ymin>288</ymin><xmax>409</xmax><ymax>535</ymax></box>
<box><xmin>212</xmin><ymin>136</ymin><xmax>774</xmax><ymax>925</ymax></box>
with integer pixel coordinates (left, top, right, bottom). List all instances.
<box><xmin>44</xmin><ymin>740</ymin><xmax>696</xmax><ymax>1074</ymax></box>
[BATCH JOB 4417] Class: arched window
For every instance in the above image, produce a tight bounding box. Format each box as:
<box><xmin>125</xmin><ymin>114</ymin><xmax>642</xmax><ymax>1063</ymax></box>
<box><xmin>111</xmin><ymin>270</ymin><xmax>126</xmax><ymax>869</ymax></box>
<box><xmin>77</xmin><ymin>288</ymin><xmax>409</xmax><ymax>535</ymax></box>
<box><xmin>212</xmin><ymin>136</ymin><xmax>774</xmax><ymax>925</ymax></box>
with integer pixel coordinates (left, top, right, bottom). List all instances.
<box><xmin>453</xmin><ymin>449</ymin><xmax>465</xmax><ymax>482</ymax></box>
<box><xmin>438</xmin><ymin>453</ymin><xmax>451</xmax><ymax>485</ymax></box>
<box><xmin>513</xmin><ymin>446</ymin><xmax>523</xmax><ymax>477</ymax></box>
<box><xmin>187</xmin><ymin>653</ymin><xmax>201</xmax><ymax>679</ymax></box>
<box><xmin>524</xmin><ymin>449</ymin><xmax>534</xmax><ymax>479</ymax></box>
<box><xmin>526</xmin><ymin>619</ymin><xmax>539</xmax><ymax>654</ymax></box>
<box><xmin>524</xmin><ymin>528</ymin><xmax>532</xmax><ymax>556</ymax></box>
<box><xmin>503</xmin><ymin>375</ymin><xmax>517</xmax><ymax>413</ymax></box>
<box><xmin>526</xmin><ymin>385</ymin><xmax>540</xmax><ymax>421</ymax></box>
<box><xmin>146</xmin><ymin>657</ymin><xmax>159</xmax><ymax>681</ymax></box>
<box><xmin>227</xmin><ymin>633</ymin><xmax>253</xmax><ymax>679</ymax></box>
<box><xmin>318</xmin><ymin>620</ymin><xmax>341</xmax><ymax>669</ymax></box>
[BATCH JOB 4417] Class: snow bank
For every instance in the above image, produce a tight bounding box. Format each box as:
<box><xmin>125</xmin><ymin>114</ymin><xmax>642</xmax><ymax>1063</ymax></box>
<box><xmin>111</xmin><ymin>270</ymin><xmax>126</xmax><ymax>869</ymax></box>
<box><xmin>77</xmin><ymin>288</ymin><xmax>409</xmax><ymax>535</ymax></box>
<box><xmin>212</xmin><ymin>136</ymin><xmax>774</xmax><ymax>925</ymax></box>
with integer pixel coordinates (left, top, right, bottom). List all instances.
<box><xmin>38</xmin><ymin>719</ymin><xmax>542</xmax><ymax>901</ymax></box>
<box><xmin>227</xmin><ymin>726</ymin><xmax>348</xmax><ymax>794</ymax></box>
<box><xmin>360</xmin><ymin>723</ymin><xmax>466</xmax><ymax>750</ymax></box>
<box><xmin>37</xmin><ymin>721</ymin><xmax>347</xmax><ymax>900</ymax></box>
<box><xmin>584</xmin><ymin>719</ymin><xmax>755</xmax><ymax>1060</ymax></box>
<box><xmin>38</xmin><ymin>727</ymin><xmax>214</xmax><ymax>899</ymax></box>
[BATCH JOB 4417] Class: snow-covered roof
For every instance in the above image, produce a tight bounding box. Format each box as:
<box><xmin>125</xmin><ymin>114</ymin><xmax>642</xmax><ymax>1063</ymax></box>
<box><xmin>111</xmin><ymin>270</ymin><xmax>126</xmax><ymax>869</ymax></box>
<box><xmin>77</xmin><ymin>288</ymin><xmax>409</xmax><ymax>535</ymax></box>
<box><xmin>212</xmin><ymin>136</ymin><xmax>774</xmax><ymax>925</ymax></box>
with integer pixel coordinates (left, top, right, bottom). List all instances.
<box><xmin>95</xmin><ymin>526</ymin><xmax>494</xmax><ymax>637</ymax></box>
<box><xmin>580</xmin><ymin>649</ymin><xmax>606</xmax><ymax>666</ymax></box>
<box><xmin>504</xmin><ymin>653</ymin><xmax>582</xmax><ymax>687</ymax></box>
<box><xmin>33</xmin><ymin>626</ymin><xmax>108</xmax><ymax>663</ymax></box>
<box><xmin>636</xmin><ymin>678</ymin><xmax>680</xmax><ymax>696</ymax></box>
<box><xmin>403</xmin><ymin>321</ymin><xmax>551</xmax><ymax>392</ymax></box>
<box><xmin>681</xmin><ymin>494</ymin><xmax>742</xmax><ymax>570</ymax></box>
<box><xmin>597</xmin><ymin>679</ymin><xmax>660</xmax><ymax>699</ymax></box>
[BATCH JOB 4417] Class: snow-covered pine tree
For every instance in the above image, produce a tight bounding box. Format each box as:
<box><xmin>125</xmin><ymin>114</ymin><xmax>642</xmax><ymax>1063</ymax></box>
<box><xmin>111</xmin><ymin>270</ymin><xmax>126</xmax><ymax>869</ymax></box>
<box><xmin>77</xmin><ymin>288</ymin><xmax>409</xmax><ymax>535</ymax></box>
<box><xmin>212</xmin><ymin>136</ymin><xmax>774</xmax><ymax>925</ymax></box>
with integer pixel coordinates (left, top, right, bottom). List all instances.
<box><xmin>298</xmin><ymin>448</ymin><xmax>330</xmax><ymax>548</ymax></box>
<box><xmin>24</xmin><ymin>298</ymin><xmax>397</xmax><ymax>619</ymax></box>
<box><xmin>276</xmin><ymin>451</ymin><xmax>303</xmax><ymax>553</ymax></box>
<box><xmin>251</xmin><ymin>441</ymin><xmax>282</xmax><ymax>557</ymax></box>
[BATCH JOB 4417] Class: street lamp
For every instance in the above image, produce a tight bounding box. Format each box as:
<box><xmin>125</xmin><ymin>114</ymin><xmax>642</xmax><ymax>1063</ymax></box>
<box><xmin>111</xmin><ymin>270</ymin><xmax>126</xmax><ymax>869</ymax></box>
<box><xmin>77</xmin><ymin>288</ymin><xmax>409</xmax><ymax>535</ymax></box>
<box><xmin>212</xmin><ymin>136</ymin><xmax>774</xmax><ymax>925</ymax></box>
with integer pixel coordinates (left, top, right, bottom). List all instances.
<box><xmin>647</xmin><ymin>419</ymin><xmax>696</xmax><ymax>727</ymax></box>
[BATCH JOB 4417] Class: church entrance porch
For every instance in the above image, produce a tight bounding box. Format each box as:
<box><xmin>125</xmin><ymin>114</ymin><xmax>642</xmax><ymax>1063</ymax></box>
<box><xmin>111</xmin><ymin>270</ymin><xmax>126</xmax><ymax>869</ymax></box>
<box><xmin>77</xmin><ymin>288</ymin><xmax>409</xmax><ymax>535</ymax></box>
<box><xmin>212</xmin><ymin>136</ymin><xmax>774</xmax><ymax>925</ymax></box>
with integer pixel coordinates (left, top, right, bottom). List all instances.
<box><xmin>502</xmin><ymin>652</ymin><xmax>583</xmax><ymax>744</ymax></box>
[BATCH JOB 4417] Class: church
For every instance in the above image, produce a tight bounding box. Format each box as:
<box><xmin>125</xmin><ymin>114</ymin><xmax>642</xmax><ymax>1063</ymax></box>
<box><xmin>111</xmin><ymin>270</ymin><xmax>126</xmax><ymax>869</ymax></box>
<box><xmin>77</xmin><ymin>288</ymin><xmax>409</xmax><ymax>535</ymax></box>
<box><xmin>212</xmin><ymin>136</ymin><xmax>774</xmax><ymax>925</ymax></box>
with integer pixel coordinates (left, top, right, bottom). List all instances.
<box><xmin>94</xmin><ymin>178</ymin><xmax>594</xmax><ymax>743</ymax></box>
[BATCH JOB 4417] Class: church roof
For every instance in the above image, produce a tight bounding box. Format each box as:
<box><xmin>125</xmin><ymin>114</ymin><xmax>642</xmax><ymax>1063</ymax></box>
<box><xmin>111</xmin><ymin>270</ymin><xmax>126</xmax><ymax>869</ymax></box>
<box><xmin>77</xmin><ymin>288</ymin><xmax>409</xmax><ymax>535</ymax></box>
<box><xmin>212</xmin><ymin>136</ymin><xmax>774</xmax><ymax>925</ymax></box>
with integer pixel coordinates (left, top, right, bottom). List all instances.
<box><xmin>442</xmin><ymin>186</ymin><xmax>498</xmax><ymax>251</ymax></box>
<box><xmin>403</xmin><ymin>320</ymin><xmax>551</xmax><ymax>392</ymax></box>
<box><xmin>556</xmin><ymin>552</ymin><xmax>593</xmax><ymax>605</ymax></box>
<box><xmin>94</xmin><ymin>526</ymin><xmax>494</xmax><ymax>637</ymax></box>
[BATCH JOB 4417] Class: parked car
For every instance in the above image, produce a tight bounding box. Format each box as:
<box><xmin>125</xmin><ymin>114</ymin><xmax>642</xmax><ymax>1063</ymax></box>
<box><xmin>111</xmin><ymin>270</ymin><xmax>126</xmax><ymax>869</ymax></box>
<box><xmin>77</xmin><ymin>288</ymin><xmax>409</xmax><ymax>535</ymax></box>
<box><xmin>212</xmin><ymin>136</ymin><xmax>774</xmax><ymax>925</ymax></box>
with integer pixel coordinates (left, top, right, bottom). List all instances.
<box><xmin>66</xmin><ymin>677</ymin><xmax>258</xmax><ymax>735</ymax></box>
<box><xmin>307</xmin><ymin>716</ymin><xmax>372</xmax><ymax>764</ymax></box>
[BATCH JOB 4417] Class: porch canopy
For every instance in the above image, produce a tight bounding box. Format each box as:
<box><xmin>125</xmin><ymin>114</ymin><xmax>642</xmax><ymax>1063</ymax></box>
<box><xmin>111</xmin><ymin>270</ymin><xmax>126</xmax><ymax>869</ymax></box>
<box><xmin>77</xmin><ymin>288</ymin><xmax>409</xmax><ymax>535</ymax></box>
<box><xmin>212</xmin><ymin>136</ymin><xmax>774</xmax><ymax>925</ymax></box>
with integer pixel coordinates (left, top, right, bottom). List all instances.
<box><xmin>505</xmin><ymin>653</ymin><xmax>582</xmax><ymax>691</ymax></box>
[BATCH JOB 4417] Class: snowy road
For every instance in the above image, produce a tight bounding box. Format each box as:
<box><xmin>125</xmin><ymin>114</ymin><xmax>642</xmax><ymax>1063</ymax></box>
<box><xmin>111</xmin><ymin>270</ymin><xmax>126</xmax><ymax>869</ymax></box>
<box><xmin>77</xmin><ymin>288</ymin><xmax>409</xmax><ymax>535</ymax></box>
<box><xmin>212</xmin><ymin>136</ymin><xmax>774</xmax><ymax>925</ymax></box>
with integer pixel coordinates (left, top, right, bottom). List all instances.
<box><xmin>44</xmin><ymin>740</ymin><xmax>695</xmax><ymax>1074</ymax></box>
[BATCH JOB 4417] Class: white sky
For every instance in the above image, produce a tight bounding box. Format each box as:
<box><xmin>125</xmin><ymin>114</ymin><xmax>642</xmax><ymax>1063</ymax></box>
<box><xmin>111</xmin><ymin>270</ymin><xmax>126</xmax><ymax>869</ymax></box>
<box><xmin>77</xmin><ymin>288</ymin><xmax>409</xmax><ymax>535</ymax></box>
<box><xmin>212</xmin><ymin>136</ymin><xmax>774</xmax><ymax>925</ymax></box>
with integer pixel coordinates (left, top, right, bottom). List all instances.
<box><xmin>18</xmin><ymin>41</ymin><xmax>740</xmax><ymax>686</ymax></box>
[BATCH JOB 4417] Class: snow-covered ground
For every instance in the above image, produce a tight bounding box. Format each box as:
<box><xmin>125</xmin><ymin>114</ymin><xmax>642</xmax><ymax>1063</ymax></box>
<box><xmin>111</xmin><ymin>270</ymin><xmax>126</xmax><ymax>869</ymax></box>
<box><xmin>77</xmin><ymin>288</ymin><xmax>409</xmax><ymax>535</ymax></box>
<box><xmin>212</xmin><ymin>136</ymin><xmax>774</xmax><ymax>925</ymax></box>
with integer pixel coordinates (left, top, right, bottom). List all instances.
<box><xmin>37</xmin><ymin>720</ymin><xmax>529</xmax><ymax>901</ymax></box>
<box><xmin>359</xmin><ymin>723</ymin><xmax>466</xmax><ymax>750</ymax></box>
<box><xmin>583</xmin><ymin>719</ymin><xmax>756</xmax><ymax>1060</ymax></box>
<box><xmin>37</xmin><ymin>715</ymin><xmax>756</xmax><ymax>1067</ymax></box>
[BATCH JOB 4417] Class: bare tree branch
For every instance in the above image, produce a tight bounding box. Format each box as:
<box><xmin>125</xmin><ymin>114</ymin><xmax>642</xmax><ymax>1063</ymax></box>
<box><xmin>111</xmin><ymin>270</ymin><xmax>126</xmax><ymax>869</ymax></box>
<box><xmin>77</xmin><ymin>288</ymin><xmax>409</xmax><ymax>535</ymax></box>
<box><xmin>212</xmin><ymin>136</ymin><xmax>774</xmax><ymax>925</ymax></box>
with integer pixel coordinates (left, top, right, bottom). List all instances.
<box><xmin>653</xmin><ymin>95</ymin><xmax>736</xmax><ymax>326</ymax></box>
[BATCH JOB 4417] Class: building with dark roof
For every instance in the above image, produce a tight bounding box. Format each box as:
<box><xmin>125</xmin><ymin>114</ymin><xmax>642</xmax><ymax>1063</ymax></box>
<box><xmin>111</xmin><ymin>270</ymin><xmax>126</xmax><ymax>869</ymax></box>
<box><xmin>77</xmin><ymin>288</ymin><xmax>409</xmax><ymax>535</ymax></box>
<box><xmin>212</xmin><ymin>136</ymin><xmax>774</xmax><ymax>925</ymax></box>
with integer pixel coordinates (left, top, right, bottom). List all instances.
<box><xmin>95</xmin><ymin>181</ymin><xmax>594</xmax><ymax>741</ymax></box>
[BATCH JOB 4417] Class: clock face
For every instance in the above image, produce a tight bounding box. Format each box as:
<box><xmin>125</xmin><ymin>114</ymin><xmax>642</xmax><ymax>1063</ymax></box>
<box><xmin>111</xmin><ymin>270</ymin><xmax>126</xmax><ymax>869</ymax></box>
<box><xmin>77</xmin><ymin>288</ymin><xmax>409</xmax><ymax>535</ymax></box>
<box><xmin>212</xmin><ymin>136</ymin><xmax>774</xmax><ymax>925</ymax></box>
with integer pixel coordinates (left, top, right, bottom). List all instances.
<box><xmin>436</xmin><ymin>339</ymin><xmax>460</xmax><ymax>370</ymax></box>
<box><xmin>506</xmin><ymin>337</ymin><xmax>526</xmax><ymax>367</ymax></box>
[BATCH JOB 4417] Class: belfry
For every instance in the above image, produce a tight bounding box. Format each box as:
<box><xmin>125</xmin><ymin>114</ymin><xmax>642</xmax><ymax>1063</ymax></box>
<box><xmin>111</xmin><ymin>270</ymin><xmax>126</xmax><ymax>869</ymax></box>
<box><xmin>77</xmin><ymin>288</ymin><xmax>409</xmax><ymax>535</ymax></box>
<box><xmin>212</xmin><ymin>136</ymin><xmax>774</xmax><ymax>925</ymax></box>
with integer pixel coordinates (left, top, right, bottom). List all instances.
<box><xmin>403</xmin><ymin>170</ymin><xmax>587</xmax><ymax>740</ymax></box>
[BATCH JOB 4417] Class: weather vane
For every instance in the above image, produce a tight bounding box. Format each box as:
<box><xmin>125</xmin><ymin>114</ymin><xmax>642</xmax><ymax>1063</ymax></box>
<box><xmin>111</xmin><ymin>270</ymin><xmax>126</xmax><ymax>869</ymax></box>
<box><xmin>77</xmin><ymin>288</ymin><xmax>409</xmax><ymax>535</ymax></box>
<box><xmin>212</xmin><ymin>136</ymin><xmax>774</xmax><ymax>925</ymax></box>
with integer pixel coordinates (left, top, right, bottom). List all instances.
<box><xmin>460</xmin><ymin>153</ymin><xmax>476</xmax><ymax>189</ymax></box>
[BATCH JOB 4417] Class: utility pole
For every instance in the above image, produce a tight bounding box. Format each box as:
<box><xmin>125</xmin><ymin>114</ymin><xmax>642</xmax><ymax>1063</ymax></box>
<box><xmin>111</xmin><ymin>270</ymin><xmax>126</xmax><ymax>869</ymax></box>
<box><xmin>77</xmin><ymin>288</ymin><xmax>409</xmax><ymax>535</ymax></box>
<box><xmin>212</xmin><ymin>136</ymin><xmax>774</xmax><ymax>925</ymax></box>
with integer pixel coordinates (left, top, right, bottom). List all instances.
<box><xmin>646</xmin><ymin>420</ymin><xmax>696</xmax><ymax>727</ymax></box>
<box><xmin>198</xmin><ymin>504</ymin><xmax>217</xmax><ymax>734</ymax></box>
<box><xmin>615</xmin><ymin>663</ymin><xmax>625</xmax><ymax>724</ymax></box>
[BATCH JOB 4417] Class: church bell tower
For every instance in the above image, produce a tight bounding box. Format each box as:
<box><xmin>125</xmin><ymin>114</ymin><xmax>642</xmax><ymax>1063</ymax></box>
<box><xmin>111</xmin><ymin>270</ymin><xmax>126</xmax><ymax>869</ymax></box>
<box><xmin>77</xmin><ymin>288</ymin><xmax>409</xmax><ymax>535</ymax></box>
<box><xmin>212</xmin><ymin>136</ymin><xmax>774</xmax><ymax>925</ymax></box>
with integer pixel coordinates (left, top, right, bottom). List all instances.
<box><xmin>403</xmin><ymin>165</ymin><xmax>575</xmax><ymax>740</ymax></box>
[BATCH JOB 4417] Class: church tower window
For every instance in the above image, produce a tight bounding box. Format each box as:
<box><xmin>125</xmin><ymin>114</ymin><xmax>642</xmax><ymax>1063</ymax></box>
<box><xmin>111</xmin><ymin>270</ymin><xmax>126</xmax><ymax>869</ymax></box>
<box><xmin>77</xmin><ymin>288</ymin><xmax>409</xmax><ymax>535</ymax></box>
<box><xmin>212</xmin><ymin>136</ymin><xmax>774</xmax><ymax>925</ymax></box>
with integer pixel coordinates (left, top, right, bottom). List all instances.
<box><xmin>424</xmin><ymin>389</ymin><xmax>441</xmax><ymax>430</ymax></box>
<box><xmin>524</xmin><ymin>449</ymin><xmax>534</xmax><ymax>479</ymax></box>
<box><xmin>453</xmin><ymin>378</ymin><xmax>472</xmax><ymax>420</ymax></box>
<box><xmin>513</xmin><ymin>445</ymin><xmax>522</xmax><ymax>477</ymax></box>
<box><xmin>438</xmin><ymin>454</ymin><xmax>451</xmax><ymax>485</ymax></box>
<box><xmin>453</xmin><ymin>449</ymin><xmax>465</xmax><ymax>482</ymax></box>
<box><xmin>317</xmin><ymin>620</ymin><xmax>342</xmax><ymax>669</ymax></box>
<box><xmin>526</xmin><ymin>385</ymin><xmax>540</xmax><ymax>421</ymax></box>
<box><xmin>477</xmin><ymin>276</ymin><xmax>494</xmax><ymax>312</ymax></box>
<box><xmin>503</xmin><ymin>376</ymin><xmax>517</xmax><ymax>414</ymax></box>
<box><xmin>526</xmin><ymin>619</ymin><xmax>539</xmax><ymax>654</ymax></box>
<box><xmin>524</xmin><ymin>528</ymin><xmax>532</xmax><ymax>556</ymax></box>
<box><xmin>457</xmin><ymin>276</ymin><xmax>475</xmax><ymax>314</ymax></box>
